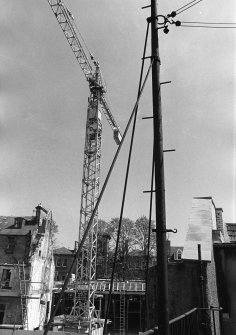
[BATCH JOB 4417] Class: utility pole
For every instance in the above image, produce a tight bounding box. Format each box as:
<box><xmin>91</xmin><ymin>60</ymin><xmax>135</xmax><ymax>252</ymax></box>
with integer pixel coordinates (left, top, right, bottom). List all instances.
<box><xmin>150</xmin><ymin>0</ymin><xmax>170</xmax><ymax>334</ymax></box>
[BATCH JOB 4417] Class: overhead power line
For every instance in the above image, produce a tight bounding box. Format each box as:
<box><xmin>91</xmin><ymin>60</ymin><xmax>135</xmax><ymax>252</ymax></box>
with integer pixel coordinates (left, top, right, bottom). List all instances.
<box><xmin>176</xmin><ymin>0</ymin><xmax>203</xmax><ymax>16</ymax></box>
<box><xmin>181</xmin><ymin>21</ymin><xmax>236</xmax><ymax>25</ymax></box>
<box><xmin>180</xmin><ymin>24</ymin><xmax>236</xmax><ymax>29</ymax></box>
<box><xmin>175</xmin><ymin>0</ymin><xmax>200</xmax><ymax>13</ymax></box>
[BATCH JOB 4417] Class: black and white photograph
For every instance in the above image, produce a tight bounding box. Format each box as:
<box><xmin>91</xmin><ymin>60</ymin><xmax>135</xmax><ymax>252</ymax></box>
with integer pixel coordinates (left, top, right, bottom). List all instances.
<box><xmin>0</xmin><ymin>0</ymin><xmax>235</xmax><ymax>334</ymax></box>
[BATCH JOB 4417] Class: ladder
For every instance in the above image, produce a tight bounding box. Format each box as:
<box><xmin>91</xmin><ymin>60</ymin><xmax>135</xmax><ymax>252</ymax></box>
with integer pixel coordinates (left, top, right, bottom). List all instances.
<box><xmin>120</xmin><ymin>285</ymin><xmax>126</xmax><ymax>335</ymax></box>
<box><xmin>18</xmin><ymin>262</ymin><xmax>28</xmax><ymax>329</ymax></box>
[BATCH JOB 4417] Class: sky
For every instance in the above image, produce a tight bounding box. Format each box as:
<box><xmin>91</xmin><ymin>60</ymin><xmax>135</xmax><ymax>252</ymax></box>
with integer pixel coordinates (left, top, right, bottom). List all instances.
<box><xmin>0</xmin><ymin>0</ymin><xmax>235</xmax><ymax>248</ymax></box>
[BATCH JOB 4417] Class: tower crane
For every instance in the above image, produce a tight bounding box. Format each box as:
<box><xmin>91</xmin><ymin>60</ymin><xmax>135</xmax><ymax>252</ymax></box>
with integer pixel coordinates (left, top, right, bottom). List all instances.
<box><xmin>47</xmin><ymin>0</ymin><xmax>122</xmax><ymax>332</ymax></box>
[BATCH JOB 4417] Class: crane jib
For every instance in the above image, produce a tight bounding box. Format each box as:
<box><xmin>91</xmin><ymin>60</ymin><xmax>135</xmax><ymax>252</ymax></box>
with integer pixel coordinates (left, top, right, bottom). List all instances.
<box><xmin>48</xmin><ymin>0</ymin><xmax>122</xmax><ymax>144</ymax></box>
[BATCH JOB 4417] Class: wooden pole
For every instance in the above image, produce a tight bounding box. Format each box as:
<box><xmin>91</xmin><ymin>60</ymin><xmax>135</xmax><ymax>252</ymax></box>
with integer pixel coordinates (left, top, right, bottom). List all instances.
<box><xmin>151</xmin><ymin>1</ymin><xmax>170</xmax><ymax>334</ymax></box>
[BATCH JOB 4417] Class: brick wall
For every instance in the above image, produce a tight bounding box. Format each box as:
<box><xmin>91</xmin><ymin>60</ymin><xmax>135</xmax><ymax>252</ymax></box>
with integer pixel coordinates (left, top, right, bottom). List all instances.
<box><xmin>147</xmin><ymin>258</ymin><xmax>220</xmax><ymax>334</ymax></box>
<box><xmin>214</xmin><ymin>244</ymin><xmax>236</xmax><ymax>335</ymax></box>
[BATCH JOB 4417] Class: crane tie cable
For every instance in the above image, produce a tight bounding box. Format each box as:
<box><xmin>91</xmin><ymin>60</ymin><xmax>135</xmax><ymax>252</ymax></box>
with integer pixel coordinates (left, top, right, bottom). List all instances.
<box><xmin>103</xmin><ymin>20</ymin><xmax>151</xmax><ymax>335</ymax></box>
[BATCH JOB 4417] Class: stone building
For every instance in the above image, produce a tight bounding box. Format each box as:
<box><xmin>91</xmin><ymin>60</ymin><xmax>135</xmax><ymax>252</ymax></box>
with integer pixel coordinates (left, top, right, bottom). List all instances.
<box><xmin>0</xmin><ymin>205</ymin><xmax>55</xmax><ymax>330</ymax></box>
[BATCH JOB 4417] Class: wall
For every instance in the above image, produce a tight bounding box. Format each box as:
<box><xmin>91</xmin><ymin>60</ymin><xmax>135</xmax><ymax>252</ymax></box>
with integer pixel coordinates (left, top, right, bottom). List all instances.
<box><xmin>205</xmin><ymin>246</ymin><xmax>221</xmax><ymax>333</ymax></box>
<box><xmin>0</xmin><ymin>235</ymin><xmax>30</xmax><ymax>264</ymax></box>
<box><xmin>0</xmin><ymin>234</ymin><xmax>31</xmax><ymax>326</ymax></box>
<box><xmin>0</xmin><ymin>297</ymin><xmax>22</xmax><ymax>325</ymax></box>
<box><xmin>0</xmin><ymin>207</ymin><xmax>55</xmax><ymax>331</ymax></box>
<box><xmin>0</xmin><ymin>331</ymin><xmax>78</xmax><ymax>335</ymax></box>
<box><xmin>27</xmin><ymin>220</ymin><xmax>55</xmax><ymax>330</ymax></box>
<box><xmin>146</xmin><ymin>261</ymin><xmax>202</xmax><ymax>328</ymax></box>
<box><xmin>147</xmin><ymin>259</ymin><xmax>220</xmax><ymax>334</ymax></box>
<box><xmin>54</xmin><ymin>253</ymin><xmax>75</xmax><ymax>282</ymax></box>
<box><xmin>214</xmin><ymin>244</ymin><xmax>236</xmax><ymax>335</ymax></box>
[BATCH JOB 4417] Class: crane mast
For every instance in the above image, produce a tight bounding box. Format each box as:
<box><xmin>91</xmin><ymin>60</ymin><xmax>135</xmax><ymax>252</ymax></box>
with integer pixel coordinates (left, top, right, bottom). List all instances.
<box><xmin>47</xmin><ymin>0</ymin><xmax>121</xmax><ymax>332</ymax></box>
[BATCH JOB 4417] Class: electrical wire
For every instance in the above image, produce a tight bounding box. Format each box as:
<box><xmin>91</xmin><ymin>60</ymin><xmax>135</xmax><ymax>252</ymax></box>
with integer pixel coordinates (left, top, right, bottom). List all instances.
<box><xmin>180</xmin><ymin>24</ymin><xmax>236</xmax><ymax>28</ymax></box>
<box><xmin>175</xmin><ymin>0</ymin><xmax>200</xmax><ymax>13</ymax></box>
<box><xmin>176</xmin><ymin>0</ymin><xmax>203</xmax><ymax>16</ymax></box>
<box><xmin>181</xmin><ymin>21</ymin><xmax>236</xmax><ymax>25</ymax></box>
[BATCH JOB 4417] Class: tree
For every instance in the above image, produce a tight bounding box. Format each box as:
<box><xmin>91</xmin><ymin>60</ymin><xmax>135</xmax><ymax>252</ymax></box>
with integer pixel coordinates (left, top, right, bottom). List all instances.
<box><xmin>133</xmin><ymin>215</ymin><xmax>156</xmax><ymax>256</ymax></box>
<box><xmin>97</xmin><ymin>216</ymin><xmax>156</xmax><ymax>280</ymax></box>
<box><xmin>51</xmin><ymin>219</ymin><xmax>59</xmax><ymax>248</ymax></box>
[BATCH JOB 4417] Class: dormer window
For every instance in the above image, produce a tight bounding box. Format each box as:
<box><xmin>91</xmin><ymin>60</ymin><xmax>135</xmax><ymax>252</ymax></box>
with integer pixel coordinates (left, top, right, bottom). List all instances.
<box><xmin>174</xmin><ymin>249</ymin><xmax>182</xmax><ymax>261</ymax></box>
<box><xmin>14</xmin><ymin>217</ymin><xmax>24</xmax><ymax>229</ymax></box>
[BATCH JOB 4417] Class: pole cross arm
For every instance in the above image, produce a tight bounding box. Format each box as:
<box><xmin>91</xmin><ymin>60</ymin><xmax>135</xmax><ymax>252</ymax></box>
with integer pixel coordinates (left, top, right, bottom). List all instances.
<box><xmin>152</xmin><ymin>228</ymin><xmax>177</xmax><ymax>234</ymax></box>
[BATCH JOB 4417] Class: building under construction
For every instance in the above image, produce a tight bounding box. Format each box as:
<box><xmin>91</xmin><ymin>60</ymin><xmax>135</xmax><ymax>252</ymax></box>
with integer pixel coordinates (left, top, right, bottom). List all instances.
<box><xmin>0</xmin><ymin>205</ymin><xmax>55</xmax><ymax>330</ymax></box>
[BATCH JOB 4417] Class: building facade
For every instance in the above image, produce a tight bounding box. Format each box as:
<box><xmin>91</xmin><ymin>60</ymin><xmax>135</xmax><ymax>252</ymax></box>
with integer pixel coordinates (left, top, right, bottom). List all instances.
<box><xmin>0</xmin><ymin>205</ymin><xmax>55</xmax><ymax>330</ymax></box>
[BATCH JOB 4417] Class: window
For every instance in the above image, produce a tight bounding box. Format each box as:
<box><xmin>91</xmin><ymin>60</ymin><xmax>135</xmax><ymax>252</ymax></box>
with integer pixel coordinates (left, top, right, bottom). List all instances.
<box><xmin>177</xmin><ymin>250</ymin><xmax>182</xmax><ymax>260</ymax></box>
<box><xmin>0</xmin><ymin>304</ymin><xmax>5</xmax><ymax>324</ymax></box>
<box><xmin>5</xmin><ymin>237</ymin><xmax>15</xmax><ymax>254</ymax></box>
<box><xmin>174</xmin><ymin>249</ymin><xmax>182</xmax><ymax>261</ymax></box>
<box><xmin>54</xmin><ymin>271</ymin><xmax>59</xmax><ymax>281</ymax></box>
<box><xmin>1</xmin><ymin>269</ymin><xmax>11</xmax><ymax>289</ymax></box>
<box><xmin>56</xmin><ymin>258</ymin><xmax>61</xmax><ymax>267</ymax></box>
<box><xmin>62</xmin><ymin>258</ymin><xmax>67</xmax><ymax>267</ymax></box>
<box><xmin>56</xmin><ymin>258</ymin><xmax>67</xmax><ymax>267</ymax></box>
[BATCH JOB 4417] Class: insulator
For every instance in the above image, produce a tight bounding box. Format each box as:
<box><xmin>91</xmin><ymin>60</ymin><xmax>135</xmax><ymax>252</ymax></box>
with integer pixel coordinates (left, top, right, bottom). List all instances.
<box><xmin>163</xmin><ymin>26</ymin><xmax>169</xmax><ymax>34</ymax></box>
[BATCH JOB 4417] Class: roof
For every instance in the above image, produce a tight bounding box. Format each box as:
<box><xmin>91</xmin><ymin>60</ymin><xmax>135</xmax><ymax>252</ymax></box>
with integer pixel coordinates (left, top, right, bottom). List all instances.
<box><xmin>0</xmin><ymin>217</ymin><xmax>15</xmax><ymax>230</ymax></box>
<box><xmin>170</xmin><ymin>246</ymin><xmax>184</xmax><ymax>254</ymax></box>
<box><xmin>53</xmin><ymin>247</ymin><xmax>74</xmax><ymax>255</ymax></box>
<box><xmin>0</xmin><ymin>216</ymin><xmax>37</xmax><ymax>236</ymax></box>
<box><xmin>226</xmin><ymin>223</ymin><xmax>236</xmax><ymax>242</ymax></box>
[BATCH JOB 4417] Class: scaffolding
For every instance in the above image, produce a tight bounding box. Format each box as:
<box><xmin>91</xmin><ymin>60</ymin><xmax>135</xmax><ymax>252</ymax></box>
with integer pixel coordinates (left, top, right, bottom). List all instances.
<box><xmin>18</xmin><ymin>262</ymin><xmax>28</xmax><ymax>330</ymax></box>
<box><xmin>119</xmin><ymin>284</ymin><xmax>126</xmax><ymax>335</ymax></box>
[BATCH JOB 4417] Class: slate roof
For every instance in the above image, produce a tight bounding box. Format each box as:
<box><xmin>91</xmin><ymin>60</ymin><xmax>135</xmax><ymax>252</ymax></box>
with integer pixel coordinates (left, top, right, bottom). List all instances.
<box><xmin>170</xmin><ymin>246</ymin><xmax>184</xmax><ymax>254</ymax></box>
<box><xmin>0</xmin><ymin>216</ymin><xmax>37</xmax><ymax>235</ymax></box>
<box><xmin>53</xmin><ymin>247</ymin><xmax>74</xmax><ymax>255</ymax></box>
<box><xmin>0</xmin><ymin>216</ymin><xmax>14</xmax><ymax>230</ymax></box>
<box><xmin>226</xmin><ymin>223</ymin><xmax>236</xmax><ymax>242</ymax></box>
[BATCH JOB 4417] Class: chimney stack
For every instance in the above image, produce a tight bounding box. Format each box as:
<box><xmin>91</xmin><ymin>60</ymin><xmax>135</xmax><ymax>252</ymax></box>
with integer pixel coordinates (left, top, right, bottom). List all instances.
<box><xmin>35</xmin><ymin>205</ymin><xmax>48</xmax><ymax>232</ymax></box>
<box><xmin>215</xmin><ymin>208</ymin><xmax>224</xmax><ymax>235</ymax></box>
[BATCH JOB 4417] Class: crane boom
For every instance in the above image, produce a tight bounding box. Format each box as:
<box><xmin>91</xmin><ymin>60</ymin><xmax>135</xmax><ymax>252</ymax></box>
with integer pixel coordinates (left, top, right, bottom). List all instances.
<box><xmin>48</xmin><ymin>0</ymin><xmax>122</xmax><ymax>144</ymax></box>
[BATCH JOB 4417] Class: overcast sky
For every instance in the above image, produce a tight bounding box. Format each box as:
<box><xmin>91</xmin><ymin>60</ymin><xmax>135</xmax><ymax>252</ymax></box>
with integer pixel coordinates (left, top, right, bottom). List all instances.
<box><xmin>0</xmin><ymin>0</ymin><xmax>235</xmax><ymax>248</ymax></box>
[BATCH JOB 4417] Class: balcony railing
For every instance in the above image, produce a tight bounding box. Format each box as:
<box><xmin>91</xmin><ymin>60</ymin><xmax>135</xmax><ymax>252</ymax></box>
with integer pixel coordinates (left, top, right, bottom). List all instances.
<box><xmin>53</xmin><ymin>280</ymin><xmax>146</xmax><ymax>292</ymax></box>
<box><xmin>141</xmin><ymin>307</ymin><xmax>222</xmax><ymax>335</ymax></box>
